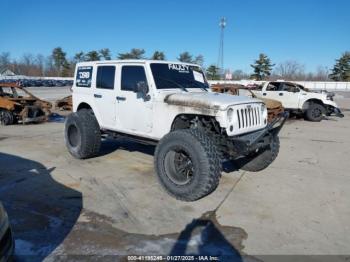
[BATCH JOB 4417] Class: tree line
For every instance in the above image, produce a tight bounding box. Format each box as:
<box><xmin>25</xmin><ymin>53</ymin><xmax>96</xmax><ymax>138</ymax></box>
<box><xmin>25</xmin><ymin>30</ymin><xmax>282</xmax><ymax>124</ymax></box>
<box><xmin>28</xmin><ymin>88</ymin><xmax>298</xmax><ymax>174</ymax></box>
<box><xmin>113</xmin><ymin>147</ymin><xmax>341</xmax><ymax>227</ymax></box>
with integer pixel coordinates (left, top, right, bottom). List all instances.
<box><xmin>0</xmin><ymin>47</ymin><xmax>349</xmax><ymax>81</ymax></box>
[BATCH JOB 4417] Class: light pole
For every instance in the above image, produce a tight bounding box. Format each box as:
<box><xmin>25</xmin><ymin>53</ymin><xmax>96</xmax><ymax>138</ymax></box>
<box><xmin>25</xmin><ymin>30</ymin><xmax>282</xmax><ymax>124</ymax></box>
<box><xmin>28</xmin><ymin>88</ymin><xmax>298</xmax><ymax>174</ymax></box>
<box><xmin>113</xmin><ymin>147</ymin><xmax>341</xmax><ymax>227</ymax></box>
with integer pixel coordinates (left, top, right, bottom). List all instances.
<box><xmin>217</xmin><ymin>17</ymin><xmax>226</xmax><ymax>80</ymax></box>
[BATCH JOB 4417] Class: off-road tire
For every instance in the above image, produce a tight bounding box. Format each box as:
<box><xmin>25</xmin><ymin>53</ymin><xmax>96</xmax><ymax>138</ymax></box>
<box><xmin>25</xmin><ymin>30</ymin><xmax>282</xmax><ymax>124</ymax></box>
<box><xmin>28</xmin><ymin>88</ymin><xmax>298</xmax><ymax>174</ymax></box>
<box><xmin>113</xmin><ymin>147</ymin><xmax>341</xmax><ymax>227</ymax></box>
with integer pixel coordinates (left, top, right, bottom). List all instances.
<box><xmin>154</xmin><ymin>129</ymin><xmax>221</xmax><ymax>201</ymax></box>
<box><xmin>65</xmin><ymin>109</ymin><xmax>101</xmax><ymax>159</ymax></box>
<box><xmin>0</xmin><ymin>109</ymin><xmax>14</xmax><ymax>126</ymax></box>
<box><xmin>236</xmin><ymin>135</ymin><xmax>280</xmax><ymax>172</ymax></box>
<box><xmin>305</xmin><ymin>103</ymin><xmax>325</xmax><ymax>122</ymax></box>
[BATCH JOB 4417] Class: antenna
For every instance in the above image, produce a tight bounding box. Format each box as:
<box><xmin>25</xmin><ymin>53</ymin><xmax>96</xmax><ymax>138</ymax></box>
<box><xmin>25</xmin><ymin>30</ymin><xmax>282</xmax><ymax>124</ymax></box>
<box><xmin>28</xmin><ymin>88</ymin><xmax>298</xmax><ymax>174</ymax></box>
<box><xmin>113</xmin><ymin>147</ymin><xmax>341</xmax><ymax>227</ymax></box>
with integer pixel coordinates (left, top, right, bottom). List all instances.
<box><xmin>217</xmin><ymin>17</ymin><xmax>226</xmax><ymax>80</ymax></box>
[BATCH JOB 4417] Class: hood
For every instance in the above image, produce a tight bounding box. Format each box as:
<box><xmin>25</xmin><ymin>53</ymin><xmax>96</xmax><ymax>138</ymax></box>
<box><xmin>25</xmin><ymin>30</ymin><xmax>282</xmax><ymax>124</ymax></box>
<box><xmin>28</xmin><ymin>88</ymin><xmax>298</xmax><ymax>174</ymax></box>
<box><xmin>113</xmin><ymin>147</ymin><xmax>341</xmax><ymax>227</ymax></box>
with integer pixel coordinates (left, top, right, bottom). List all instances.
<box><xmin>164</xmin><ymin>92</ymin><xmax>261</xmax><ymax>111</ymax></box>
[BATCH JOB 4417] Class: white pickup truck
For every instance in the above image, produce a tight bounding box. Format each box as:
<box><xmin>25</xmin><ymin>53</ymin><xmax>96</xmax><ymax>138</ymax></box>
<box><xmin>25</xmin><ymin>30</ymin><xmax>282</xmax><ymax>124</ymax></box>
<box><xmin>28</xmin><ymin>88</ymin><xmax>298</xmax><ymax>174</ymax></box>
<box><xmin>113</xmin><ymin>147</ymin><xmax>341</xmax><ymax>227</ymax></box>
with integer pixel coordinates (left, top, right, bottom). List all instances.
<box><xmin>65</xmin><ymin>60</ymin><xmax>287</xmax><ymax>201</ymax></box>
<box><xmin>252</xmin><ymin>81</ymin><xmax>344</xmax><ymax>122</ymax></box>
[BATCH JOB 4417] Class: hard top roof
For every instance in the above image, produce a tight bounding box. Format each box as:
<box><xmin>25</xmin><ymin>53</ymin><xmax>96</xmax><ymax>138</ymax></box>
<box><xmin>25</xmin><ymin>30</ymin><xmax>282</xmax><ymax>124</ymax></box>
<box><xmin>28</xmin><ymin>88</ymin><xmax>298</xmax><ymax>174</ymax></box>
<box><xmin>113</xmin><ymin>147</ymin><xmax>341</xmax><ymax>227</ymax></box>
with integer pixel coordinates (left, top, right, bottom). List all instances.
<box><xmin>76</xmin><ymin>60</ymin><xmax>200</xmax><ymax>67</ymax></box>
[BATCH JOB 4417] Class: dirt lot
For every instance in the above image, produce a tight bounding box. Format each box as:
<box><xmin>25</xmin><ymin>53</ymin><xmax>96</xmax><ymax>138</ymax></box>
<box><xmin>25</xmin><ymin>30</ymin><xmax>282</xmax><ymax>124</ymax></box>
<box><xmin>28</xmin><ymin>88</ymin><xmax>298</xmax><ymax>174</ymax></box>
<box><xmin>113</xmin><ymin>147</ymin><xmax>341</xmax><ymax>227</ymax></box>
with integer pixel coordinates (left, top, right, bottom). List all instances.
<box><xmin>0</xmin><ymin>88</ymin><xmax>349</xmax><ymax>261</ymax></box>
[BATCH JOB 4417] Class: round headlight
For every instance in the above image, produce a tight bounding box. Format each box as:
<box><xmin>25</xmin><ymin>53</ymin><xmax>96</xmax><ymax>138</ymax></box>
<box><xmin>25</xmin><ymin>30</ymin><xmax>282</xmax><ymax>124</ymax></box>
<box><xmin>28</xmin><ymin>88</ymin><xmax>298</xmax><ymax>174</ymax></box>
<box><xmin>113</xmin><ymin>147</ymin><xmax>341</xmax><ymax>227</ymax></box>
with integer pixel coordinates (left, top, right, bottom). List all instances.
<box><xmin>261</xmin><ymin>104</ymin><xmax>268</xmax><ymax>119</ymax></box>
<box><xmin>227</xmin><ymin>108</ymin><xmax>234</xmax><ymax>122</ymax></box>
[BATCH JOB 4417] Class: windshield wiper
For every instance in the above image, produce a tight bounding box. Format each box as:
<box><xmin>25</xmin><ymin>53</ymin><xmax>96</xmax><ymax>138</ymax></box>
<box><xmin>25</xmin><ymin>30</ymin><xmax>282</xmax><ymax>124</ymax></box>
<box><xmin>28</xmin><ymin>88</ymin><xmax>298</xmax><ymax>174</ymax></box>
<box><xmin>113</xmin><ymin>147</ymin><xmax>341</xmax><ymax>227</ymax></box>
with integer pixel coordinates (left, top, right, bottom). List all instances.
<box><xmin>187</xmin><ymin>79</ymin><xmax>209</xmax><ymax>92</ymax></box>
<box><xmin>156</xmin><ymin>77</ymin><xmax>188</xmax><ymax>92</ymax></box>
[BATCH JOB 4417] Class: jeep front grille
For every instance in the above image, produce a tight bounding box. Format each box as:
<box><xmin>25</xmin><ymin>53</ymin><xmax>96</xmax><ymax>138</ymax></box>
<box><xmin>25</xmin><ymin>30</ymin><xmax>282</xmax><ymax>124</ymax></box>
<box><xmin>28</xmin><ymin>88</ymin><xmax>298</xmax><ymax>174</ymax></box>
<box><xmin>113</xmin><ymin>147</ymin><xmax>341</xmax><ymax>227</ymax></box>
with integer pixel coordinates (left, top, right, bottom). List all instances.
<box><xmin>236</xmin><ymin>104</ymin><xmax>263</xmax><ymax>130</ymax></box>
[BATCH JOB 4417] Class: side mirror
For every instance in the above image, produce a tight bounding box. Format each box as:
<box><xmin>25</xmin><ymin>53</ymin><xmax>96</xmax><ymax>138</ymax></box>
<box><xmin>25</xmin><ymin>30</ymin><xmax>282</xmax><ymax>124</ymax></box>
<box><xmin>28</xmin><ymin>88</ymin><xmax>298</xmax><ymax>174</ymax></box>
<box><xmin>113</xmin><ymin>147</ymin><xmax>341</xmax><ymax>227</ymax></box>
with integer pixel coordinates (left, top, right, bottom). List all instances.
<box><xmin>134</xmin><ymin>81</ymin><xmax>151</xmax><ymax>101</ymax></box>
<box><xmin>134</xmin><ymin>81</ymin><xmax>148</xmax><ymax>94</ymax></box>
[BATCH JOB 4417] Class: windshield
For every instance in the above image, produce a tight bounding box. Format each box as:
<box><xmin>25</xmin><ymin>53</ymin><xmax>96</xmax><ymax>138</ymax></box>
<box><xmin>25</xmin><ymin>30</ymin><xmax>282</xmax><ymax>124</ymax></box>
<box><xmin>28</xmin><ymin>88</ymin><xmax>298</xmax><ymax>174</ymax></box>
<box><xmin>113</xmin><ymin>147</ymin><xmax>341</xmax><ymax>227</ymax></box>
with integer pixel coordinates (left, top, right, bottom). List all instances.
<box><xmin>150</xmin><ymin>63</ymin><xmax>209</xmax><ymax>90</ymax></box>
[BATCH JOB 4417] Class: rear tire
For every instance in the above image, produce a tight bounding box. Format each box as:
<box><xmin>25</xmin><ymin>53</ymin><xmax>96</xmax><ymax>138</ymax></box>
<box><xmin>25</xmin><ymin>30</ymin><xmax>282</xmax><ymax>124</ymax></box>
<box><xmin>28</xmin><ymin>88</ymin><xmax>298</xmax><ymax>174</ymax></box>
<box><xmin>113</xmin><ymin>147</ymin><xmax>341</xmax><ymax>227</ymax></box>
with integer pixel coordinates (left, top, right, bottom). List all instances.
<box><xmin>236</xmin><ymin>135</ymin><xmax>280</xmax><ymax>172</ymax></box>
<box><xmin>305</xmin><ymin>103</ymin><xmax>325</xmax><ymax>122</ymax></box>
<box><xmin>65</xmin><ymin>109</ymin><xmax>101</xmax><ymax>159</ymax></box>
<box><xmin>0</xmin><ymin>109</ymin><xmax>14</xmax><ymax>126</ymax></box>
<box><xmin>154</xmin><ymin>129</ymin><xmax>221</xmax><ymax>201</ymax></box>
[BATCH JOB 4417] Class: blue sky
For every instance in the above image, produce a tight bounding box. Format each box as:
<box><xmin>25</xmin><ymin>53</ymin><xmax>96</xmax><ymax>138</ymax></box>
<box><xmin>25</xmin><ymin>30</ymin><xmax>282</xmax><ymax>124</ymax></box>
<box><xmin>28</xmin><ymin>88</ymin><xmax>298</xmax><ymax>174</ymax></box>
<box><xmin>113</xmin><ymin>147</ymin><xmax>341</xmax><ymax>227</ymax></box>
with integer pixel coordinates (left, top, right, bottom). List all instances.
<box><xmin>0</xmin><ymin>0</ymin><xmax>349</xmax><ymax>72</ymax></box>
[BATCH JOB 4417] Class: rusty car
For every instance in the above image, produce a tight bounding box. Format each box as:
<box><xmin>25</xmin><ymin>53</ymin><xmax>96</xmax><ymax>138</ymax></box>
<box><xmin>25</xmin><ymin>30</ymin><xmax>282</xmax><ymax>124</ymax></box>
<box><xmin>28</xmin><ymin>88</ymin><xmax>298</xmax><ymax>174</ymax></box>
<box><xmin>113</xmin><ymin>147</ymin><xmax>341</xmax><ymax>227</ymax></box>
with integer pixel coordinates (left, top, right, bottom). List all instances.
<box><xmin>55</xmin><ymin>95</ymin><xmax>72</xmax><ymax>111</ymax></box>
<box><xmin>0</xmin><ymin>83</ymin><xmax>52</xmax><ymax>125</ymax></box>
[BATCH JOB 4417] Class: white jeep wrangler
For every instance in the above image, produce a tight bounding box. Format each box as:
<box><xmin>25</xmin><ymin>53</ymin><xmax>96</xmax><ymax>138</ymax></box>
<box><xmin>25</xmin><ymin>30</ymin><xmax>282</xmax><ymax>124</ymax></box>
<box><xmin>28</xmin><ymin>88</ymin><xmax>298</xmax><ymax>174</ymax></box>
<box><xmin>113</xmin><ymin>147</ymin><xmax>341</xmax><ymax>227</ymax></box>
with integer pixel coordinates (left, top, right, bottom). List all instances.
<box><xmin>65</xmin><ymin>60</ymin><xmax>287</xmax><ymax>201</ymax></box>
<box><xmin>253</xmin><ymin>81</ymin><xmax>344</xmax><ymax>122</ymax></box>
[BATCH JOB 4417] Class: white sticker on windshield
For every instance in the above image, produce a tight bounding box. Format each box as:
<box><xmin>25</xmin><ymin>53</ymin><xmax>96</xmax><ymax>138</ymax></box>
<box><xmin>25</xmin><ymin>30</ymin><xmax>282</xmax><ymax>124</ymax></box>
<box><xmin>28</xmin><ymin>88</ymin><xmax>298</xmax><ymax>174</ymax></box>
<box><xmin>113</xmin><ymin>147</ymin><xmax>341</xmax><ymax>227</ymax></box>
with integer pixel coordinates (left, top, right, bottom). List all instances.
<box><xmin>193</xmin><ymin>70</ymin><xmax>205</xmax><ymax>83</ymax></box>
<box><xmin>168</xmin><ymin>64</ymin><xmax>190</xmax><ymax>73</ymax></box>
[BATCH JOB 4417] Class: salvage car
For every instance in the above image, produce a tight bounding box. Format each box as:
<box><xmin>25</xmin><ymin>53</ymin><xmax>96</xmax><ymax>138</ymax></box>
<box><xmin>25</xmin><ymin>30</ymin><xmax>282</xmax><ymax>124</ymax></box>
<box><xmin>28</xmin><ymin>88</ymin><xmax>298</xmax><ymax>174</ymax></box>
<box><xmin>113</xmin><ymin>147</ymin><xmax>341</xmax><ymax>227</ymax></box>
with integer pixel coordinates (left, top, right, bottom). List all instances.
<box><xmin>252</xmin><ymin>81</ymin><xmax>344</xmax><ymax>122</ymax></box>
<box><xmin>211</xmin><ymin>83</ymin><xmax>285</xmax><ymax>123</ymax></box>
<box><xmin>65</xmin><ymin>60</ymin><xmax>288</xmax><ymax>201</ymax></box>
<box><xmin>0</xmin><ymin>202</ymin><xmax>14</xmax><ymax>261</ymax></box>
<box><xmin>55</xmin><ymin>95</ymin><xmax>72</xmax><ymax>111</ymax></box>
<box><xmin>0</xmin><ymin>83</ymin><xmax>52</xmax><ymax>125</ymax></box>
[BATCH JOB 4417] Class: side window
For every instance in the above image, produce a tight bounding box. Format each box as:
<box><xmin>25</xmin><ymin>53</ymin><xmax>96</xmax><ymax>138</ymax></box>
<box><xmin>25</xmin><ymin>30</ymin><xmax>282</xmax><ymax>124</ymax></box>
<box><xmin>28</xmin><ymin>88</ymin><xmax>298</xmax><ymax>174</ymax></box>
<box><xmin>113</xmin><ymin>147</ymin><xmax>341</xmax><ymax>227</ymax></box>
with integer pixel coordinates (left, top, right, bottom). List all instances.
<box><xmin>76</xmin><ymin>66</ymin><xmax>93</xmax><ymax>87</ymax></box>
<box><xmin>266</xmin><ymin>82</ymin><xmax>279</xmax><ymax>91</ymax></box>
<box><xmin>96</xmin><ymin>66</ymin><xmax>115</xmax><ymax>90</ymax></box>
<box><xmin>281</xmin><ymin>83</ymin><xmax>299</xmax><ymax>92</ymax></box>
<box><xmin>121</xmin><ymin>66</ymin><xmax>147</xmax><ymax>92</ymax></box>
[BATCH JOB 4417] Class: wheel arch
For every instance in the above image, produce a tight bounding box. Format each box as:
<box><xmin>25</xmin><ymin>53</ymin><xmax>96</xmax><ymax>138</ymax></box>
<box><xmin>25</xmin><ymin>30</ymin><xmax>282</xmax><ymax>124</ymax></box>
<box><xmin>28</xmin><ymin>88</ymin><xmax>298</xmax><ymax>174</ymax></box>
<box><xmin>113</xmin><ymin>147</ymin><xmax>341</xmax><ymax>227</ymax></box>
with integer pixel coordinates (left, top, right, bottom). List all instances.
<box><xmin>77</xmin><ymin>102</ymin><xmax>92</xmax><ymax>111</ymax></box>
<box><xmin>170</xmin><ymin>113</ymin><xmax>220</xmax><ymax>131</ymax></box>
<box><xmin>302</xmin><ymin>99</ymin><xmax>324</xmax><ymax>111</ymax></box>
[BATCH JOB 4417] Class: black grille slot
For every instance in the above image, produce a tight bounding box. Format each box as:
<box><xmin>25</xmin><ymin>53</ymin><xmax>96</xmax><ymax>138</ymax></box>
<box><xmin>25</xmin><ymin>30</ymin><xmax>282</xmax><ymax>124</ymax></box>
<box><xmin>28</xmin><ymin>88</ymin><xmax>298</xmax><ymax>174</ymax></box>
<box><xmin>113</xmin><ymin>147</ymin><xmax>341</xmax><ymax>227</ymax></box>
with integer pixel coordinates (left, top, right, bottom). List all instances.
<box><xmin>241</xmin><ymin>109</ymin><xmax>245</xmax><ymax>128</ymax></box>
<box><xmin>237</xmin><ymin>110</ymin><xmax>241</xmax><ymax>128</ymax></box>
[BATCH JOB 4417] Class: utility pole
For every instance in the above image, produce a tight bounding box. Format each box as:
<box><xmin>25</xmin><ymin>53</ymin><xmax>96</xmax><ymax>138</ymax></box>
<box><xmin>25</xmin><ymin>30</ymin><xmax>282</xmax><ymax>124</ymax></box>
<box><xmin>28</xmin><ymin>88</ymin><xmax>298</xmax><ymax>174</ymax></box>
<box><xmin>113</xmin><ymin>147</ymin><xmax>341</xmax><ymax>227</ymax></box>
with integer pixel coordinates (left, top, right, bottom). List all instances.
<box><xmin>217</xmin><ymin>17</ymin><xmax>226</xmax><ymax>80</ymax></box>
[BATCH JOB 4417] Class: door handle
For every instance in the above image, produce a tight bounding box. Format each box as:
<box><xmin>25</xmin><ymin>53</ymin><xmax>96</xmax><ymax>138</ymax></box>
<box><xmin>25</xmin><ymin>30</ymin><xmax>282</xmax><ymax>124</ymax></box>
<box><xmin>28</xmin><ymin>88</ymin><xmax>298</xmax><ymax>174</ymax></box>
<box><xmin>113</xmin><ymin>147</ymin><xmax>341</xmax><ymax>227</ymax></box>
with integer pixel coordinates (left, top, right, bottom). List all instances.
<box><xmin>279</xmin><ymin>93</ymin><xmax>283</xmax><ymax>96</ymax></box>
<box><xmin>263</xmin><ymin>93</ymin><xmax>267</xmax><ymax>96</ymax></box>
<box><xmin>94</xmin><ymin>94</ymin><xmax>102</xmax><ymax>98</ymax></box>
<box><xmin>116</xmin><ymin>96</ymin><xmax>126</xmax><ymax>101</ymax></box>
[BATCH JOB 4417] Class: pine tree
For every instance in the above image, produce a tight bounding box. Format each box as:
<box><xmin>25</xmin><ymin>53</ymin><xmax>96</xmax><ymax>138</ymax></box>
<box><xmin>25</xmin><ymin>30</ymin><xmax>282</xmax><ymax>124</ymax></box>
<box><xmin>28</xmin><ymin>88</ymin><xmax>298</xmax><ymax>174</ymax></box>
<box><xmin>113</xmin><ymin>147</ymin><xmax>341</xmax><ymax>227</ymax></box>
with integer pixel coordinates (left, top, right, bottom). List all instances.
<box><xmin>250</xmin><ymin>53</ymin><xmax>274</xmax><ymax>80</ymax></box>
<box><xmin>206</xmin><ymin>64</ymin><xmax>220</xmax><ymax>80</ymax></box>
<box><xmin>329</xmin><ymin>52</ymin><xmax>350</xmax><ymax>81</ymax></box>
<box><xmin>118</xmin><ymin>48</ymin><xmax>145</xmax><ymax>60</ymax></box>
<box><xmin>74</xmin><ymin>52</ymin><xmax>85</xmax><ymax>62</ymax></box>
<box><xmin>151</xmin><ymin>51</ymin><xmax>165</xmax><ymax>60</ymax></box>
<box><xmin>193</xmin><ymin>55</ymin><xmax>204</xmax><ymax>66</ymax></box>
<box><xmin>99</xmin><ymin>48</ymin><xmax>112</xmax><ymax>60</ymax></box>
<box><xmin>177</xmin><ymin>52</ymin><xmax>193</xmax><ymax>63</ymax></box>
<box><xmin>85</xmin><ymin>51</ymin><xmax>101</xmax><ymax>61</ymax></box>
<box><xmin>51</xmin><ymin>47</ymin><xmax>68</xmax><ymax>76</ymax></box>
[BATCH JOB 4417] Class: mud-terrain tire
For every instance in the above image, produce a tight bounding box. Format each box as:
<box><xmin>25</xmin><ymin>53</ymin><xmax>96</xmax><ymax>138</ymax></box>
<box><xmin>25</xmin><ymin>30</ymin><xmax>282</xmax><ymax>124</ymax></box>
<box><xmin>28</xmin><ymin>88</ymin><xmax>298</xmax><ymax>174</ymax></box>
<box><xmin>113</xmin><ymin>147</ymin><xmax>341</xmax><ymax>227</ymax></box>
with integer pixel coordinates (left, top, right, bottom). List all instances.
<box><xmin>305</xmin><ymin>103</ymin><xmax>325</xmax><ymax>122</ymax></box>
<box><xmin>154</xmin><ymin>129</ymin><xmax>222</xmax><ymax>201</ymax></box>
<box><xmin>0</xmin><ymin>109</ymin><xmax>14</xmax><ymax>125</ymax></box>
<box><xmin>65</xmin><ymin>109</ymin><xmax>101</xmax><ymax>159</ymax></box>
<box><xmin>236</xmin><ymin>135</ymin><xmax>280</xmax><ymax>172</ymax></box>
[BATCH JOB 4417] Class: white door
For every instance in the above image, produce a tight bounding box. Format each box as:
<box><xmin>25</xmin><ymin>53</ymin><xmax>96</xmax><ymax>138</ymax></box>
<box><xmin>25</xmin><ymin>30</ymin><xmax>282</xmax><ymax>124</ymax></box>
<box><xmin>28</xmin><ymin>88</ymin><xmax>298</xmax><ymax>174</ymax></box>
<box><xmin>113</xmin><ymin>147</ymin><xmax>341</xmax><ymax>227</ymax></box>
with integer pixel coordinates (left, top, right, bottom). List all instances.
<box><xmin>277</xmin><ymin>83</ymin><xmax>301</xmax><ymax>109</ymax></box>
<box><xmin>261</xmin><ymin>82</ymin><xmax>283</xmax><ymax>101</ymax></box>
<box><xmin>262</xmin><ymin>82</ymin><xmax>300</xmax><ymax>109</ymax></box>
<box><xmin>115</xmin><ymin>65</ymin><xmax>153</xmax><ymax>133</ymax></box>
<box><xmin>93</xmin><ymin>65</ymin><xmax>116</xmax><ymax>128</ymax></box>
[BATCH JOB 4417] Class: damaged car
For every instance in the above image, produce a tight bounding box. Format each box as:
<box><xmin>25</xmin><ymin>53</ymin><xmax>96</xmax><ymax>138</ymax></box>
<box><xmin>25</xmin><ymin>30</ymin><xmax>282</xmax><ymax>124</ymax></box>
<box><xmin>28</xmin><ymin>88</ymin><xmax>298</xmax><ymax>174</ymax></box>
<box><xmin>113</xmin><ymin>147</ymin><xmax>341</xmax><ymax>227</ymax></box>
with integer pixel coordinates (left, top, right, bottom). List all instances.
<box><xmin>55</xmin><ymin>95</ymin><xmax>72</xmax><ymax>111</ymax></box>
<box><xmin>252</xmin><ymin>81</ymin><xmax>344</xmax><ymax>122</ymax></box>
<box><xmin>0</xmin><ymin>83</ymin><xmax>52</xmax><ymax>125</ymax></box>
<box><xmin>65</xmin><ymin>60</ymin><xmax>288</xmax><ymax>201</ymax></box>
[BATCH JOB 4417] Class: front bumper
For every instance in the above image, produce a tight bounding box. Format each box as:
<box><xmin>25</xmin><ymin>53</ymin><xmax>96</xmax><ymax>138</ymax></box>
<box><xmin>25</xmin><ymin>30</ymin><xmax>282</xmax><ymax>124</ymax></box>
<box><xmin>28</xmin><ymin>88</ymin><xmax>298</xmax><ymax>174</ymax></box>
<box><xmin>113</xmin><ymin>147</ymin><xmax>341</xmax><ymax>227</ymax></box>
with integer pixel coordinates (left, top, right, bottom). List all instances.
<box><xmin>231</xmin><ymin>111</ymin><xmax>289</xmax><ymax>155</ymax></box>
<box><xmin>332</xmin><ymin>107</ymin><xmax>344</xmax><ymax>118</ymax></box>
<box><xmin>0</xmin><ymin>220</ymin><xmax>15</xmax><ymax>262</ymax></box>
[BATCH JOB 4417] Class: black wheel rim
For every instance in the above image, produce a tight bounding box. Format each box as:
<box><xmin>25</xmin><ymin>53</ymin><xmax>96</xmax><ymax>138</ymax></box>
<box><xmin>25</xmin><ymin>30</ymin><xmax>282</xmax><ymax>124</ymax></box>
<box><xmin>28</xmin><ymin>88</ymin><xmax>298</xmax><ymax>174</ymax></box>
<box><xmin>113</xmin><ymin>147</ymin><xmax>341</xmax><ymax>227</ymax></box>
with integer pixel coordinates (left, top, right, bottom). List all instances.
<box><xmin>164</xmin><ymin>148</ymin><xmax>194</xmax><ymax>185</ymax></box>
<box><xmin>68</xmin><ymin>124</ymin><xmax>79</xmax><ymax>147</ymax></box>
<box><xmin>312</xmin><ymin>108</ymin><xmax>322</xmax><ymax>119</ymax></box>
